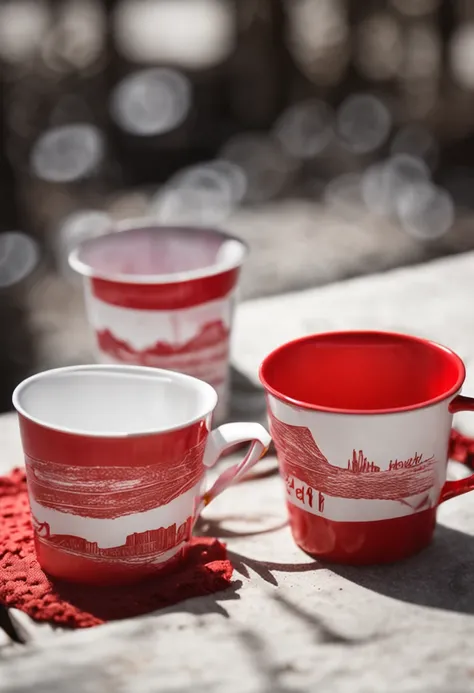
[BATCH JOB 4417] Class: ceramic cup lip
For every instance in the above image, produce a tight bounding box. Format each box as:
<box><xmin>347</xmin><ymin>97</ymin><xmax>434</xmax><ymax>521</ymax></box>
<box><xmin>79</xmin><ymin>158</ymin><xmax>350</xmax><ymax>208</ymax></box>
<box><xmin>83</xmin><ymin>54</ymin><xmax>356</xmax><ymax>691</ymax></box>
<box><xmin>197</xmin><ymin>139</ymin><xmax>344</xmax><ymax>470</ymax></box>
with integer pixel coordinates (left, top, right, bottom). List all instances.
<box><xmin>68</xmin><ymin>218</ymin><xmax>248</xmax><ymax>285</ymax></box>
<box><xmin>12</xmin><ymin>364</ymin><xmax>219</xmax><ymax>439</ymax></box>
<box><xmin>259</xmin><ymin>329</ymin><xmax>466</xmax><ymax>416</ymax></box>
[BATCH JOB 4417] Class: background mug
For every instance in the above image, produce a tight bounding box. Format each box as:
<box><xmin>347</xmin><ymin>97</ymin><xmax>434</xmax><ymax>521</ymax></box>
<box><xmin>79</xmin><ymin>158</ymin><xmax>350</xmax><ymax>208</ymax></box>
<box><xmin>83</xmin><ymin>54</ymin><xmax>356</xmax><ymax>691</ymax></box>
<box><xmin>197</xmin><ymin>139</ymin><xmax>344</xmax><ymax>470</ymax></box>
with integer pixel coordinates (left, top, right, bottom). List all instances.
<box><xmin>69</xmin><ymin>222</ymin><xmax>248</xmax><ymax>424</ymax></box>
<box><xmin>260</xmin><ymin>330</ymin><xmax>474</xmax><ymax>564</ymax></box>
<box><xmin>13</xmin><ymin>365</ymin><xmax>271</xmax><ymax>585</ymax></box>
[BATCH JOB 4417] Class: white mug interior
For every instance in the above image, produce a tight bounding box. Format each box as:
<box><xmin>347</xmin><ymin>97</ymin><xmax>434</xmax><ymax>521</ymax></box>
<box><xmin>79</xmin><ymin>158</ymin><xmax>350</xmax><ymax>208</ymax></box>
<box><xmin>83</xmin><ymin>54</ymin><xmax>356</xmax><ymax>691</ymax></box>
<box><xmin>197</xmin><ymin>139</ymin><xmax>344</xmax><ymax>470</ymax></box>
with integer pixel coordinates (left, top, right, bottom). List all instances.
<box><xmin>68</xmin><ymin>224</ymin><xmax>247</xmax><ymax>283</ymax></box>
<box><xmin>12</xmin><ymin>365</ymin><xmax>218</xmax><ymax>437</ymax></box>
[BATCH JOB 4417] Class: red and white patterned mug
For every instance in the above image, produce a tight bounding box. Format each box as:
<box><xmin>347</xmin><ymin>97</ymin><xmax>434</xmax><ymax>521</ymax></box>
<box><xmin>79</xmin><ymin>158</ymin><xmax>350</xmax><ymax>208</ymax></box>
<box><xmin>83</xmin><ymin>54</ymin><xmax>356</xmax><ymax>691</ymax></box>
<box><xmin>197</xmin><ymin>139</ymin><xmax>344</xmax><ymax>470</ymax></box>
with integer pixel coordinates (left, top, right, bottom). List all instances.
<box><xmin>260</xmin><ymin>330</ymin><xmax>474</xmax><ymax>565</ymax></box>
<box><xmin>13</xmin><ymin>365</ymin><xmax>271</xmax><ymax>585</ymax></box>
<box><xmin>69</xmin><ymin>223</ymin><xmax>248</xmax><ymax>424</ymax></box>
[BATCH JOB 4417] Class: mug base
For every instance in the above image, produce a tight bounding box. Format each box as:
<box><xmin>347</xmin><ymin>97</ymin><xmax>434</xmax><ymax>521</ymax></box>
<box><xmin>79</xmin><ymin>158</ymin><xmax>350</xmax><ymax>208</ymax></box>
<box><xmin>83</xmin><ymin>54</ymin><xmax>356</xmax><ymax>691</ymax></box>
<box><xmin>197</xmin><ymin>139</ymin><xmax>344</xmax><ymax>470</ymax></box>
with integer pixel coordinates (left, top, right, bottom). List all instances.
<box><xmin>288</xmin><ymin>504</ymin><xmax>437</xmax><ymax>565</ymax></box>
<box><xmin>35</xmin><ymin>536</ymin><xmax>187</xmax><ymax>586</ymax></box>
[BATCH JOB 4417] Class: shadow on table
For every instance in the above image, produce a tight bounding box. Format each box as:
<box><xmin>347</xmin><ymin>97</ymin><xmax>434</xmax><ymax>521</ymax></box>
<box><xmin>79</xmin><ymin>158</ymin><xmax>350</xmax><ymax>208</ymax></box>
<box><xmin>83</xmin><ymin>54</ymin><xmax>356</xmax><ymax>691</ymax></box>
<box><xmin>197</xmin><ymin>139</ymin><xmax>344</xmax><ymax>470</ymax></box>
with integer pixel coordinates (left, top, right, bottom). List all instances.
<box><xmin>228</xmin><ymin>365</ymin><xmax>267</xmax><ymax>423</ymax></box>
<box><xmin>232</xmin><ymin>593</ymin><xmax>375</xmax><ymax>693</ymax></box>
<box><xmin>196</xmin><ymin>513</ymin><xmax>287</xmax><ymax>540</ymax></box>
<box><xmin>228</xmin><ymin>550</ymin><xmax>322</xmax><ymax>587</ymax></box>
<box><xmin>153</xmin><ymin>578</ymin><xmax>244</xmax><ymax>620</ymax></box>
<box><xmin>329</xmin><ymin>523</ymin><xmax>474</xmax><ymax>615</ymax></box>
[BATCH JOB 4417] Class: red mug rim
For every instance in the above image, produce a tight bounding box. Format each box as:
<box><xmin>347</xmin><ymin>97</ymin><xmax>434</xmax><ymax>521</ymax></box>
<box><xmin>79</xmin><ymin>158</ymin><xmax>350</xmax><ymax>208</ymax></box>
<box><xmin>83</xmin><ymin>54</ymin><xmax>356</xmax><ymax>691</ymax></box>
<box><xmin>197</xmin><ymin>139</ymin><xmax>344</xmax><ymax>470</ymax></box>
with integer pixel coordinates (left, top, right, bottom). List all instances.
<box><xmin>259</xmin><ymin>330</ymin><xmax>466</xmax><ymax>415</ymax></box>
<box><xmin>68</xmin><ymin>218</ymin><xmax>248</xmax><ymax>285</ymax></box>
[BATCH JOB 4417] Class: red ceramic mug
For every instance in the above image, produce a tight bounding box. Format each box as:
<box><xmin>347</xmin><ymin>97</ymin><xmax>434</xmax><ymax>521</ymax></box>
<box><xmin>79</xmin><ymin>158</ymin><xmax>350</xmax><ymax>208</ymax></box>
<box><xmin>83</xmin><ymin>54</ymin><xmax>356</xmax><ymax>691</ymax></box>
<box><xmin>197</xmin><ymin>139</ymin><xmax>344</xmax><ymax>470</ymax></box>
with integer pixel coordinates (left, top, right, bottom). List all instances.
<box><xmin>260</xmin><ymin>330</ymin><xmax>474</xmax><ymax>564</ymax></box>
<box><xmin>13</xmin><ymin>365</ymin><xmax>271</xmax><ymax>585</ymax></box>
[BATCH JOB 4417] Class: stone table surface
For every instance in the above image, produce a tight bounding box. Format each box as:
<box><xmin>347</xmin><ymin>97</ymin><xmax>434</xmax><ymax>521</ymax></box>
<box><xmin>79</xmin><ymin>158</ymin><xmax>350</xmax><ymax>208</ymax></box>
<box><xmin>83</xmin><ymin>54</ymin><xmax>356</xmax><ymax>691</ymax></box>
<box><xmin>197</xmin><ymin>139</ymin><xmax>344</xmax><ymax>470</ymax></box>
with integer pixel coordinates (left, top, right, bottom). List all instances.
<box><xmin>4</xmin><ymin>252</ymin><xmax>474</xmax><ymax>692</ymax></box>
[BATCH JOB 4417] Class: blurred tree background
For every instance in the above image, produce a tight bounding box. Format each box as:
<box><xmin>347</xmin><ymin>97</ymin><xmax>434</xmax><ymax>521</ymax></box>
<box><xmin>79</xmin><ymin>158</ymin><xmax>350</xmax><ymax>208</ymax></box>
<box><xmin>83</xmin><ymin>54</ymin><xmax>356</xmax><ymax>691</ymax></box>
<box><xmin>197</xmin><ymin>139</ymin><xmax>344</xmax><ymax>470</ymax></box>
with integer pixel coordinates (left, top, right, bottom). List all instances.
<box><xmin>2</xmin><ymin>0</ymin><xmax>474</xmax><ymax>411</ymax></box>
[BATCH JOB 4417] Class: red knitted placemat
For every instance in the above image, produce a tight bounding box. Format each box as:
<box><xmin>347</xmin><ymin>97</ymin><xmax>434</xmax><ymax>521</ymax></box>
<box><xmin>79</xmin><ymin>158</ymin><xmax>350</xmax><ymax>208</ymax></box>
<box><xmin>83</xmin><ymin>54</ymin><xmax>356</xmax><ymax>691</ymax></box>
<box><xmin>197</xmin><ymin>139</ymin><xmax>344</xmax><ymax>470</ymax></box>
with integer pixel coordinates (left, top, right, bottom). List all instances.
<box><xmin>0</xmin><ymin>469</ymin><xmax>233</xmax><ymax>628</ymax></box>
<box><xmin>449</xmin><ymin>429</ymin><xmax>474</xmax><ymax>468</ymax></box>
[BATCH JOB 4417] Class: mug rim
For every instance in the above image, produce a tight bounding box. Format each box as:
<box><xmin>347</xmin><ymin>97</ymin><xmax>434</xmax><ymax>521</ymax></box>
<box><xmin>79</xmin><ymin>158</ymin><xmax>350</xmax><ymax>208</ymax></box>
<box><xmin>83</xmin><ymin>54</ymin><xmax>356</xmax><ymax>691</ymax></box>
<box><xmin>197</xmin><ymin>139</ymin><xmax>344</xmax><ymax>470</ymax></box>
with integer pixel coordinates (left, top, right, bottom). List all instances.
<box><xmin>12</xmin><ymin>364</ymin><xmax>218</xmax><ymax>438</ymax></box>
<box><xmin>68</xmin><ymin>218</ymin><xmax>248</xmax><ymax>285</ymax></box>
<box><xmin>259</xmin><ymin>330</ymin><xmax>466</xmax><ymax>416</ymax></box>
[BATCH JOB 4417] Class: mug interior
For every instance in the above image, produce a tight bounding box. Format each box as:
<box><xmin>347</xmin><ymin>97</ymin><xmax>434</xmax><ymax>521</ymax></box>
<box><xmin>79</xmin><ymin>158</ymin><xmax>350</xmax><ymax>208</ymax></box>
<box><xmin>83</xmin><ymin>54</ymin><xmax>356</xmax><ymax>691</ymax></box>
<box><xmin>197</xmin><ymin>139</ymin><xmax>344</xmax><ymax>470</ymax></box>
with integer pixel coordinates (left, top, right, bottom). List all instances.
<box><xmin>69</xmin><ymin>225</ymin><xmax>246</xmax><ymax>282</ymax></box>
<box><xmin>13</xmin><ymin>366</ymin><xmax>218</xmax><ymax>436</ymax></box>
<box><xmin>260</xmin><ymin>331</ymin><xmax>465</xmax><ymax>414</ymax></box>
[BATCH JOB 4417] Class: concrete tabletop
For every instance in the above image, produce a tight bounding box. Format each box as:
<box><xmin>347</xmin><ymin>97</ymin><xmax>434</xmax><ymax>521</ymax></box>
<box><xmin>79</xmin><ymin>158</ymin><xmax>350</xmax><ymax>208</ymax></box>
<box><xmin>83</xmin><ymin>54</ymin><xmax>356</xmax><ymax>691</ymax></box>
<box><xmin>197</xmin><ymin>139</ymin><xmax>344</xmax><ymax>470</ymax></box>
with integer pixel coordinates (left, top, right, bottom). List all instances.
<box><xmin>3</xmin><ymin>252</ymin><xmax>474</xmax><ymax>693</ymax></box>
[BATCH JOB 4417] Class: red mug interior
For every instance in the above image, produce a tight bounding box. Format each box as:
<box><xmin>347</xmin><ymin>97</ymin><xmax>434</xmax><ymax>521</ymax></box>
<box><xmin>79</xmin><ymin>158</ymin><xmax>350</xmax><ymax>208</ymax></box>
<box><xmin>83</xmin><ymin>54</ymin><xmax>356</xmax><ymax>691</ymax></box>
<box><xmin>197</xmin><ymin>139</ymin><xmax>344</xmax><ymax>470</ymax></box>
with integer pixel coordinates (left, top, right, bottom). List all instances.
<box><xmin>69</xmin><ymin>224</ymin><xmax>247</xmax><ymax>280</ymax></box>
<box><xmin>260</xmin><ymin>331</ymin><xmax>465</xmax><ymax>414</ymax></box>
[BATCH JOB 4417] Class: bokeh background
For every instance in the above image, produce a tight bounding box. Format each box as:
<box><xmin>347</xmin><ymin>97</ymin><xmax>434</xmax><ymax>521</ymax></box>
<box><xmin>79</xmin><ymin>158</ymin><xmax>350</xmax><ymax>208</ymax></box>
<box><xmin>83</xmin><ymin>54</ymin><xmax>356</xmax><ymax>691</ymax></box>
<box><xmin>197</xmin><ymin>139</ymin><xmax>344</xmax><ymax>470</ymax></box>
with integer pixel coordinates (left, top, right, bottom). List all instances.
<box><xmin>1</xmin><ymin>0</ymin><xmax>474</xmax><ymax>412</ymax></box>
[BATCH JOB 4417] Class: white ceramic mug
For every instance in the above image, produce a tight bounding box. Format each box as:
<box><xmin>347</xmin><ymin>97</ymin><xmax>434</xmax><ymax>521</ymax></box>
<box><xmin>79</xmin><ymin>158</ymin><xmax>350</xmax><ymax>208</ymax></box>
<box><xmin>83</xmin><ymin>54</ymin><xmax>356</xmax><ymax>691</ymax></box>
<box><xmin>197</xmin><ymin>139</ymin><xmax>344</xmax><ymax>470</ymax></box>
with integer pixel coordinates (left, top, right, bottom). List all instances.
<box><xmin>69</xmin><ymin>222</ymin><xmax>248</xmax><ymax>423</ymax></box>
<box><xmin>13</xmin><ymin>365</ymin><xmax>271</xmax><ymax>585</ymax></box>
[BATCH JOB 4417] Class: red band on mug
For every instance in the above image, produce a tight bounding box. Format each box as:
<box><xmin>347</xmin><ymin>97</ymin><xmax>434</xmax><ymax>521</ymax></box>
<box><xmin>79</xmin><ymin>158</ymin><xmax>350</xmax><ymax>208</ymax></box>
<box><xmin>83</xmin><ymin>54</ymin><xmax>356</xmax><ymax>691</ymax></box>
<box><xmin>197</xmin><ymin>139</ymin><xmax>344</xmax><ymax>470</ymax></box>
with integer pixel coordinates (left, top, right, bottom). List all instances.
<box><xmin>18</xmin><ymin>415</ymin><xmax>208</xmax><ymax>468</ymax></box>
<box><xmin>90</xmin><ymin>268</ymin><xmax>240</xmax><ymax>310</ymax></box>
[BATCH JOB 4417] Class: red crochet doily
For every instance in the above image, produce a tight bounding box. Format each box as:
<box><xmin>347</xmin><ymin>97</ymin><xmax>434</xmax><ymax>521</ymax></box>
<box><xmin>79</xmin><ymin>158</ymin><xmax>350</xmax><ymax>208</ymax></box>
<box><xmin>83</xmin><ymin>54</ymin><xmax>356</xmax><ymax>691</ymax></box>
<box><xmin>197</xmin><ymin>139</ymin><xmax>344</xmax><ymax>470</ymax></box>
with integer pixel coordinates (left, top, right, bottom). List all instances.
<box><xmin>449</xmin><ymin>429</ymin><xmax>474</xmax><ymax>469</ymax></box>
<box><xmin>0</xmin><ymin>469</ymin><xmax>233</xmax><ymax>628</ymax></box>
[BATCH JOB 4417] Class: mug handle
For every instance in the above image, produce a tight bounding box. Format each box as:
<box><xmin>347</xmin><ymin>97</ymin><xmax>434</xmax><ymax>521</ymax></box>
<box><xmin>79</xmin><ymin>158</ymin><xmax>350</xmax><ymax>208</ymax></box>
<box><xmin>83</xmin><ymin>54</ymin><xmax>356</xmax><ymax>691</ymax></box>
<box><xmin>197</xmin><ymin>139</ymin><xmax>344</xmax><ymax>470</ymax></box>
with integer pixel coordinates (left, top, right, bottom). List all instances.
<box><xmin>195</xmin><ymin>422</ymin><xmax>272</xmax><ymax>518</ymax></box>
<box><xmin>440</xmin><ymin>395</ymin><xmax>474</xmax><ymax>503</ymax></box>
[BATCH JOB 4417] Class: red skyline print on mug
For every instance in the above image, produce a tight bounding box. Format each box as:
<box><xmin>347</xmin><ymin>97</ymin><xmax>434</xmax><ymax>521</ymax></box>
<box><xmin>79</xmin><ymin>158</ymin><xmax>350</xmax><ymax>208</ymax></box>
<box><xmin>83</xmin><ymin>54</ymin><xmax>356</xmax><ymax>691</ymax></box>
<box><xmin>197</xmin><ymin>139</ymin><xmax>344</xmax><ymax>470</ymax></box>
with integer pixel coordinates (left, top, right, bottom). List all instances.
<box><xmin>32</xmin><ymin>514</ymin><xmax>193</xmax><ymax>563</ymax></box>
<box><xmin>269</xmin><ymin>413</ymin><xmax>437</xmax><ymax>502</ymax></box>
<box><xmin>24</xmin><ymin>433</ymin><xmax>207</xmax><ymax>575</ymax></box>
<box><xmin>96</xmin><ymin>319</ymin><xmax>230</xmax><ymax>387</ymax></box>
<box><xmin>88</xmin><ymin>291</ymin><xmax>236</xmax><ymax>422</ymax></box>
